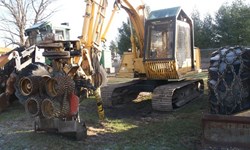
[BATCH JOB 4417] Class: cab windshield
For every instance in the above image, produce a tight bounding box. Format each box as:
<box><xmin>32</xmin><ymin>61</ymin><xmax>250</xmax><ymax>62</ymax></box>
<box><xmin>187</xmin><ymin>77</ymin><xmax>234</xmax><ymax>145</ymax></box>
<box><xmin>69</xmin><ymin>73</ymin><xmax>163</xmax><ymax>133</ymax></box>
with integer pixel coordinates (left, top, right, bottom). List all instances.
<box><xmin>145</xmin><ymin>20</ymin><xmax>174</xmax><ymax>60</ymax></box>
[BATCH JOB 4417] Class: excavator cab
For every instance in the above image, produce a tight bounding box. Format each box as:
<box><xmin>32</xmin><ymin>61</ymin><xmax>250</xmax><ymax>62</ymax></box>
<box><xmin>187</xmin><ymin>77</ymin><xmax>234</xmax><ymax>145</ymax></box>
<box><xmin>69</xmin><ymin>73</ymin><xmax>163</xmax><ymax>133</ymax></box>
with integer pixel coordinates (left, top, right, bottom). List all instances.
<box><xmin>143</xmin><ymin>7</ymin><xmax>198</xmax><ymax>80</ymax></box>
<box><xmin>25</xmin><ymin>22</ymin><xmax>53</xmax><ymax>46</ymax></box>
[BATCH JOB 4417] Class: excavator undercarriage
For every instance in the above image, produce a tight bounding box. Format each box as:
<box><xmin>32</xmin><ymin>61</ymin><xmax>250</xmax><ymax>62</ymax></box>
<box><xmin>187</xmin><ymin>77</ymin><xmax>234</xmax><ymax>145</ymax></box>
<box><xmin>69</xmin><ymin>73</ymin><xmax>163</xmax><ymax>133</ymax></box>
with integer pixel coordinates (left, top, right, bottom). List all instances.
<box><xmin>101</xmin><ymin>78</ymin><xmax>204</xmax><ymax>111</ymax></box>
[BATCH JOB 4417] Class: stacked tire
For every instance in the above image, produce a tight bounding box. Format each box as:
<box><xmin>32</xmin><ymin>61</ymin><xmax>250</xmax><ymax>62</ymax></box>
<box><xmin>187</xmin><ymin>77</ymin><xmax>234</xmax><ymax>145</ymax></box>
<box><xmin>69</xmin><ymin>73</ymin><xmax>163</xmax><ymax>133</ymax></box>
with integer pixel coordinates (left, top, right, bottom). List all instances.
<box><xmin>208</xmin><ymin>46</ymin><xmax>250</xmax><ymax>114</ymax></box>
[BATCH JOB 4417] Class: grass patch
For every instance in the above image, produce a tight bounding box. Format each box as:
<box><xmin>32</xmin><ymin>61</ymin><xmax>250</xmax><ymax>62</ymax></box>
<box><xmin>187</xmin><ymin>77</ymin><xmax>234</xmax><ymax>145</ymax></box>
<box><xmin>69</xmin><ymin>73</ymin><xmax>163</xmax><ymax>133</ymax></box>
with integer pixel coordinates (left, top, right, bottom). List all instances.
<box><xmin>104</xmin><ymin>119</ymin><xmax>138</xmax><ymax>133</ymax></box>
<box><xmin>0</xmin><ymin>73</ymin><xmax>209</xmax><ymax>150</ymax></box>
<box><xmin>0</xmin><ymin>95</ymin><xmax>208</xmax><ymax>150</ymax></box>
<box><xmin>0</xmin><ymin>101</ymin><xmax>25</xmax><ymax>122</ymax></box>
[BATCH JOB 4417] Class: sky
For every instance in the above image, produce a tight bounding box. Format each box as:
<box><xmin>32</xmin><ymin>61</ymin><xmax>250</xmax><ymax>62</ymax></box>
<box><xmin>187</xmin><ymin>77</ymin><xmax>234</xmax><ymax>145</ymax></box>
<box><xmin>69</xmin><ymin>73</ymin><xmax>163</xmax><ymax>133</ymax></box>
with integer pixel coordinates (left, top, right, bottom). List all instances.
<box><xmin>0</xmin><ymin>0</ymin><xmax>243</xmax><ymax>47</ymax></box>
<box><xmin>49</xmin><ymin>0</ymin><xmax>236</xmax><ymax>44</ymax></box>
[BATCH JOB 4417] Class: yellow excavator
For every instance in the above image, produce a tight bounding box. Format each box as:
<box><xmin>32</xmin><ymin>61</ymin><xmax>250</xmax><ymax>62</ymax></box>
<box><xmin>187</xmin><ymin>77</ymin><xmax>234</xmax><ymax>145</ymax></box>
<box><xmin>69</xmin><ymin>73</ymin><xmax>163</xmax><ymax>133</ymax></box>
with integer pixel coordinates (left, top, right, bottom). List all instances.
<box><xmin>101</xmin><ymin>0</ymin><xmax>204</xmax><ymax>111</ymax></box>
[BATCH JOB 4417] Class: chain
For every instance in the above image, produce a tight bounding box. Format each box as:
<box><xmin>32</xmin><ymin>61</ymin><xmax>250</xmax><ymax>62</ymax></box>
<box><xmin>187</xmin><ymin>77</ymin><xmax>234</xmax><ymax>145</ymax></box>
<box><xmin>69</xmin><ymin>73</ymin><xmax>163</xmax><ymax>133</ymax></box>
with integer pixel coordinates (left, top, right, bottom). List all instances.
<box><xmin>209</xmin><ymin>46</ymin><xmax>250</xmax><ymax>114</ymax></box>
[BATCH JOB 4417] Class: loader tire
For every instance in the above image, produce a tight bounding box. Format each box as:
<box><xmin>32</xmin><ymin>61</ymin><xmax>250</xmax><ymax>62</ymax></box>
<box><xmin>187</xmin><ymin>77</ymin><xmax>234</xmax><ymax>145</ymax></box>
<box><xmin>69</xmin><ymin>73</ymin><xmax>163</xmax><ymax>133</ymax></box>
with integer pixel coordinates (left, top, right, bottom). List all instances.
<box><xmin>208</xmin><ymin>46</ymin><xmax>250</xmax><ymax>114</ymax></box>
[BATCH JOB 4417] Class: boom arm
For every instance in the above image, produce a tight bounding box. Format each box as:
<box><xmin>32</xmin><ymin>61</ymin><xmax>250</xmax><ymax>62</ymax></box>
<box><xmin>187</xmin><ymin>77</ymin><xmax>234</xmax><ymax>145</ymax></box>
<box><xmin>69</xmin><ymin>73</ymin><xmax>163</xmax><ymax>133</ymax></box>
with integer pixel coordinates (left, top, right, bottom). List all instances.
<box><xmin>80</xmin><ymin>0</ymin><xmax>146</xmax><ymax>55</ymax></box>
<box><xmin>78</xmin><ymin>0</ymin><xmax>109</xmax><ymax>77</ymax></box>
<box><xmin>116</xmin><ymin>0</ymin><xmax>146</xmax><ymax>57</ymax></box>
<box><xmin>76</xmin><ymin>0</ymin><xmax>147</xmax><ymax>80</ymax></box>
<box><xmin>80</xmin><ymin>0</ymin><xmax>108</xmax><ymax>48</ymax></box>
<box><xmin>101</xmin><ymin>2</ymin><xmax>119</xmax><ymax>42</ymax></box>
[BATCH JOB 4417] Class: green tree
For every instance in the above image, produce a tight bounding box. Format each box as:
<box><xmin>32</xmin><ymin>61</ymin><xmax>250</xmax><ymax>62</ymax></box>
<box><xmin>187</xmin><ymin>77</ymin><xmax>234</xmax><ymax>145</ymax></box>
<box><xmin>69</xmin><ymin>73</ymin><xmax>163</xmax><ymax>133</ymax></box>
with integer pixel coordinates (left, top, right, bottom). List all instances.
<box><xmin>191</xmin><ymin>9</ymin><xmax>204</xmax><ymax>47</ymax></box>
<box><xmin>214</xmin><ymin>0</ymin><xmax>250</xmax><ymax>46</ymax></box>
<box><xmin>109</xmin><ymin>40</ymin><xmax>118</xmax><ymax>60</ymax></box>
<box><xmin>202</xmin><ymin>13</ymin><xmax>216</xmax><ymax>48</ymax></box>
<box><xmin>192</xmin><ymin>10</ymin><xmax>216</xmax><ymax>49</ymax></box>
<box><xmin>117</xmin><ymin>21</ymin><xmax>131</xmax><ymax>55</ymax></box>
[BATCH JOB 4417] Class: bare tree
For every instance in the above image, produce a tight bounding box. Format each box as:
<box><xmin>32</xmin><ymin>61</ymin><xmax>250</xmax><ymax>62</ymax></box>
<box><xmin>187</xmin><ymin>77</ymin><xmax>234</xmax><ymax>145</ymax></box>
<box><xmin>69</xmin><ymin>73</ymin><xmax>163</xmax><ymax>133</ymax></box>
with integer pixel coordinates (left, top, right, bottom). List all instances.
<box><xmin>31</xmin><ymin>0</ymin><xmax>57</xmax><ymax>24</ymax></box>
<box><xmin>0</xmin><ymin>0</ymin><xmax>57</xmax><ymax>47</ymax></box>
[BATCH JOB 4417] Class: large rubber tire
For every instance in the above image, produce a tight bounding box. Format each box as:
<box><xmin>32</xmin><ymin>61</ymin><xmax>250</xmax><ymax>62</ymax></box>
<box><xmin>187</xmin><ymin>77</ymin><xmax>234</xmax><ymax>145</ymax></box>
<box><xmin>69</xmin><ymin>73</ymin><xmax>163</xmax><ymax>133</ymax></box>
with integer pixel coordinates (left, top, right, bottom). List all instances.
<box><xmin>208</xmin><ymin>46</ymin><xmax>250</xmax><ymax>114</ymax></box>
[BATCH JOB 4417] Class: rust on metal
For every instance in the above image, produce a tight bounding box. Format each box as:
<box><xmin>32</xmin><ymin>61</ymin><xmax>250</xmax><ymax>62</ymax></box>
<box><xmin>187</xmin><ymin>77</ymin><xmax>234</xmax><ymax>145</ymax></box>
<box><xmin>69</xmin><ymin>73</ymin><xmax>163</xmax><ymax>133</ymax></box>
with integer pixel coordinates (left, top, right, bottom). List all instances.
<box><xmin>202</xmin><ymin>113</ymin><xmax>250</xmax><ymax>149</ymax></box>
<box><xmin>41</xmin><ymin>98</ymin><xmax>60</xmax><ymax>119</ymax></box>
<box><xmin>19</xmin><ymin>76</ymin><xmax>40</xmax><ymax>96</ymax></box>
<box><xmin>25</xmin><ymin>97</ymin><xmax>40</xmax><ymax>117</ymax></box>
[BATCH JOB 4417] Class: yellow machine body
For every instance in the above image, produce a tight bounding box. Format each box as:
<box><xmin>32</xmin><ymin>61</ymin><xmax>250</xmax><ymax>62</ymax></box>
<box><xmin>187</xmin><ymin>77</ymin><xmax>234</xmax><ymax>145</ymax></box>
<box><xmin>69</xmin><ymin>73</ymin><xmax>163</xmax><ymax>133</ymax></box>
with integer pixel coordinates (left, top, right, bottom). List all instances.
<box><xmin>116</xmin><ymin>6</ymin><xmax>202</xmax><ymax>80</ymax></box>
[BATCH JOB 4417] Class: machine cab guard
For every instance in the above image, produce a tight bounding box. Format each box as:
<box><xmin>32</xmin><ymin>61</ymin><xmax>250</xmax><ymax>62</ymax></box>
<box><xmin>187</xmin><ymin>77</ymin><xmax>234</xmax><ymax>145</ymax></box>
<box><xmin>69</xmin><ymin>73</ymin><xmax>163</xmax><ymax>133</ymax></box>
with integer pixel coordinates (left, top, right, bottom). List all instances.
<box><xmin>143</xmin><ymin>7</ymin><xmax>195</xmax><ymax>79</ymax></box>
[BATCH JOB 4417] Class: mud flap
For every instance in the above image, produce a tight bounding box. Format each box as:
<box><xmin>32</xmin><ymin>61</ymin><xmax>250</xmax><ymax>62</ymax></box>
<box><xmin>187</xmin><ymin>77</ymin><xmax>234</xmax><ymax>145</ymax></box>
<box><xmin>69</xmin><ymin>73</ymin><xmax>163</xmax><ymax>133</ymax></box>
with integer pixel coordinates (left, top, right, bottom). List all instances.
<box><xmin>202</xmin><ymin>113</ymin><xmax>250</xmax><ymax>149</ymax></box>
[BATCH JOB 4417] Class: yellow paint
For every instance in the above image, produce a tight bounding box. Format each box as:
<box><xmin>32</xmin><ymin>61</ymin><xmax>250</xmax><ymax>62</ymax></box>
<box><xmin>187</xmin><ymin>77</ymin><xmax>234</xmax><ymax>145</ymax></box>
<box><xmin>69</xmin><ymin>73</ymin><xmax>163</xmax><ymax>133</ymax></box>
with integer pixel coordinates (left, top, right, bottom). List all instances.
<box><xmin>194</xmin><ymin>47</ymin><xmax>201</xmax><ymax>71</ymax></box>
<box><xmin>134</xmin><ymin>58</ymin><xmax>145</xmax><ymax>74</ymax></box>
<box><xmin>116</xmin><ymin>52</ymin><xmax>134</xmax><ymax>78</ymax></box>
<box><xmin>94</xmin><ymin>88</ymin><xmax>105</xmax><ymax>121</ymax></box>
<box><xmin>0</xmin><ymin>47</ymin><xmax>10</xmax><ymax>54</ymax></box>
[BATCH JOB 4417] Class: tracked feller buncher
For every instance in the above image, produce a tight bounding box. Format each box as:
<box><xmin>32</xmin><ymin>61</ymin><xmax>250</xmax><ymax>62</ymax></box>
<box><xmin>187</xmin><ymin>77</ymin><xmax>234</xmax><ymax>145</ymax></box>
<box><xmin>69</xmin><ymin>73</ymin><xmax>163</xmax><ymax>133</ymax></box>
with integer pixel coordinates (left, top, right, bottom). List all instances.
<box><xmin>101</xmin><ymin>1</ymin><xmax>204</xmax><ymax>111</ymax></box>
<box><xmin>0</xmin><ymin>0</ymin><xmax>112</xmax><ymax>140</ymax></box>
<box><xmin>202</xmin><ymin>46</ymin><xmax>250</xmax><ymax>149</ymax></box>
